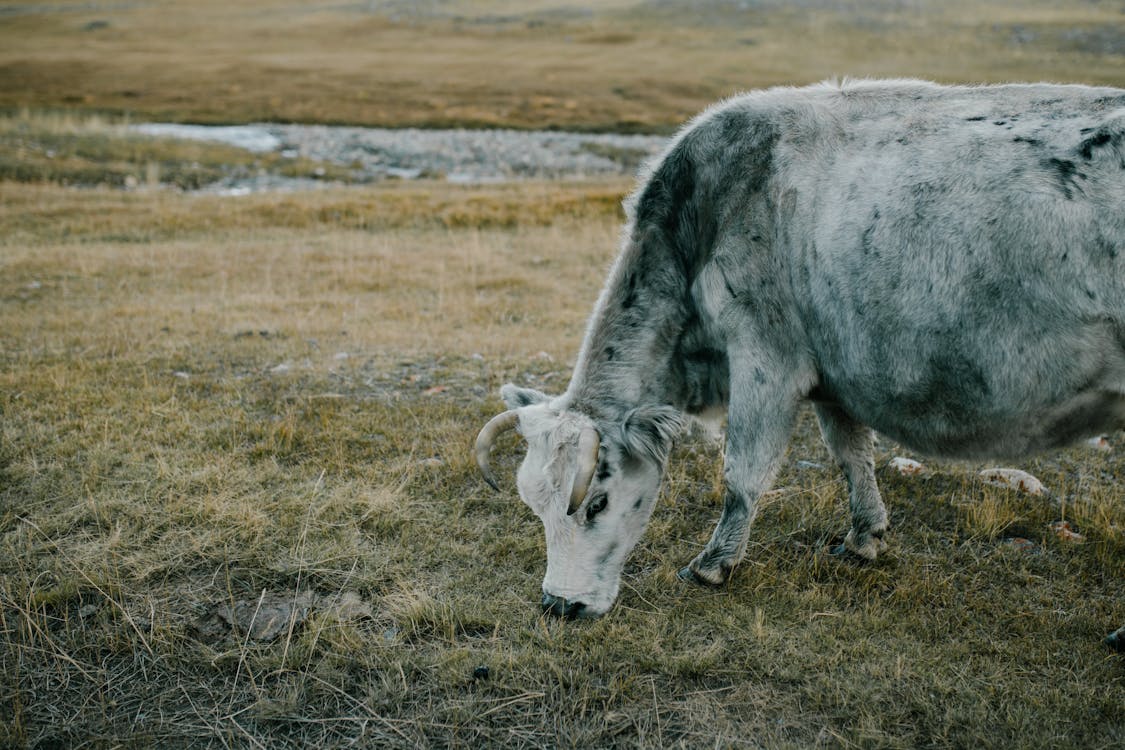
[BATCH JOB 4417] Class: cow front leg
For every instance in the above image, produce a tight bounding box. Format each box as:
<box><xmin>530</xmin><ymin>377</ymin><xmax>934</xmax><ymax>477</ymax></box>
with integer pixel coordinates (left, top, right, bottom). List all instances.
<box><xmin>1107</xmin><ymin>625</ymin><xmax>1125</xmax><ymax>653</ymax></box>
<box><xmin>678</xmin><ymin>369</ymin><xmax>801</xmax><ymax>586</ymax></box>
<box><xmin>814</xmin><ymin>402</ymin><xmax>888</xmax><ymax>561</ymax></box>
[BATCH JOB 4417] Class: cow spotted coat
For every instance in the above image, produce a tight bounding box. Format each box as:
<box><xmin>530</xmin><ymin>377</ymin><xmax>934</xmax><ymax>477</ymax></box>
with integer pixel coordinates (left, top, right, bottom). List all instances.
<box><xmin>475</xmin><ymin>79</ymin><xmax>1125</xmax><ymax>647</ymax></box>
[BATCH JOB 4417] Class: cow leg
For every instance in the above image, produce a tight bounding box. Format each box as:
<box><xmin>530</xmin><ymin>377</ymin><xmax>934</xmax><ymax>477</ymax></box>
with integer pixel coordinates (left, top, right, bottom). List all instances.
<box><xmin>678</xmin><ymin>363</ymin><xmax>801</xmax><ymax>586</ymax></box>
<box><xmin>814</xmin><ymin>402</ymin><xmax>888</xmax><ymax>561</ymax></box>
<box><xmin>1107</xmin><ymin>625</ymin><xmax>1125</xmax><ymax>653</ymax></box>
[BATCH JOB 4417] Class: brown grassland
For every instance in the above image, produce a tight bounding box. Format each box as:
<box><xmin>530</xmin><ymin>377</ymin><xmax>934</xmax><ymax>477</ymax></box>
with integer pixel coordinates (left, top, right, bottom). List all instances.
<box><xmin>1</xmin><ymin>0</ymin><xmax>1124</xmax><ymax>131</ymax></box>
<box><xmin>2</xmin><ymin>1</ymin><xmax>1125</xmax><ymax>748</ymax></box>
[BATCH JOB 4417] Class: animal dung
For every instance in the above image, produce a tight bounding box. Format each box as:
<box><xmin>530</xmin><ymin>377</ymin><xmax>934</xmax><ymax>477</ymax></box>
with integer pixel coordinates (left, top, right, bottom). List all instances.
<box><xmin>1049</xmin><ymin>520</ymin><xmax>1085</xmax><ymax>543</ymax></box>
<box><xmin>888</xmin><ymin>456</ymin><xmax>926</xmax><ymax>476</ymax></box>
<box><xmin>979</xmin><ymin>468</ymin><xmax>1047</xmax><ymax>496</ymax></box>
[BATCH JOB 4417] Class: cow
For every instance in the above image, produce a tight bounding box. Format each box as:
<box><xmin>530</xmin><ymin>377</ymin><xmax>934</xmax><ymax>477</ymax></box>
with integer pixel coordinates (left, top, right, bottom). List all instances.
<box><xmin>474</xmin><ymin>79</ymin><xmax>1125</xmax><ymax>649</ymax></box>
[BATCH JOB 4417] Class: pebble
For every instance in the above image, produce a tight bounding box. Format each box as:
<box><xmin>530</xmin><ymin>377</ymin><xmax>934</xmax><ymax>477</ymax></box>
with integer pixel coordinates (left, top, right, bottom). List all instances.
<box><xmin>1002</xmin><ymin>536</ymin><xmax>1038</xmax><ymax>554</ymax></box>
<box><xmin>979</xmin><ymin>468</ymin><xmax>1046</xmax><ymax>496</ymax></box>
<box><xmin>1049</xmin><ymin>520</ymin><xmax>1085</xmax><ymax>543</ymax></box>
<box><xmin>888</xmin><ymin>456</ymin><xmax>925</xmax><ymax>476</ymax></box>
<box><xmin>1086</xmin><ymin>435</ymin><xmax>1112</xmax><ymax>453</ymax></box>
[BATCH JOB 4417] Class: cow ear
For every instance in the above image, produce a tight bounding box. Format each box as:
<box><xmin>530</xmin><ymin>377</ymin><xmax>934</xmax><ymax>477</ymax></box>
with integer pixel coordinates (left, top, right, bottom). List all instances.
<box><xmin>621</xmin><ymin>405</ymin><xmax>684</xmax><ymax>464</ymax></box>
<box><xmin>500</xmin><ymin>383</ymin><xmax>550</xmax><ymax>409</ymax></box>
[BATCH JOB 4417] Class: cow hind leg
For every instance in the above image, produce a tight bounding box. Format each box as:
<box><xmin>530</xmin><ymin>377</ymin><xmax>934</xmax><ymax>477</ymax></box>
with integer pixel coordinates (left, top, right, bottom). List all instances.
<box><xmin>1108</xmin><ymin>625</ymin><xmax>1125</xmax><ymax>653</ymax></box>
<box><xmin>678</xmin><ymin>354</ymin><xmax>803</xmax><ymax>586</ymax></box>
<box><xmin>814</xmin><ymin>402</ymin><xmax>888</xmax><ymax>561</ymax></box>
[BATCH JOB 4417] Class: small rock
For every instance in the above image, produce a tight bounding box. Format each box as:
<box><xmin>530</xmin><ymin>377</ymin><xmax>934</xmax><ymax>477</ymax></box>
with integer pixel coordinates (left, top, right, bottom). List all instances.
<box><xmin>26</xmin><ymin>280</ymin><xmax>42</xmax><ymax>290</ymax></box>
<box><xmin>1086</xmin><ymin>436</ymin><xmax>1112</xmax><ymax>453</ymax></box>
<box><xmin>78</xmin><ymin>604</ymin><xmax>99</xmax><ymax>619</ymax></box>
<box><xmin>334</xmin><ymin>351</ymin><xmax>349</xmax><ymax>360</ymax></box>
<box><xmin>214</xmin><ymin>591</ymin><xmax>313</xmax><ymax>641</ymax></box>
<box><xmin>172</xmin><ymin>371</ymin><xmax>190</xmax><ymax>380</ymax></box>
<box><xmin>979</xmin><ymin>468</ymin><xmax>1046</xmax><ymax>496</ymax></box>
<box><xmin>471</xmin><ymin>353</ymin><xmax>484</xmax><ymax>361</ymax></box>
<box><xmin>324</xmin><ymin>591</ymin><xmax>375</xmax><ymax>621</ymax></box>
<box><xmin>1001</xmin><ymin>536</ymin><xmax>1037</xmax><ymax>553</ymax></box>
<box><xmin>795</xmin><ymin>460</ymin><xmax>824</xmax><ymax>471</ymax></box>
<box><xmin>889</xmin><ymin>456</ymin><xmax>925</xmax><ymax>476</ymax></box>
<box><xmin>270</xmin><ymin>363</ymin><xmax>291</xmax><ymax>375</ymax></box>
<box><xmin>1049</xmin><ymin>520</ymin><xmax>1085</xmax><ymax>543</ymax></box>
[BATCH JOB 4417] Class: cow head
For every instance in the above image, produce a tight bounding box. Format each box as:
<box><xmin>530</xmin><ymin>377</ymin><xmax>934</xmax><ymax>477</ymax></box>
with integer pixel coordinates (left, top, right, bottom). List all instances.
<box><xmin>475</xmin><ymin>384</ymin><xmax>682</xmax><ymax>618</ymax></box>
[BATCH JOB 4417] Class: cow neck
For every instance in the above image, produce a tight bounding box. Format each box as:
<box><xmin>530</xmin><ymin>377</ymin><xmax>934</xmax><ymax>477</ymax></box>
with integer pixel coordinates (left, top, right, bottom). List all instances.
<box><xmin>563</xmin><ymin>235</ymin><xmax>692</xmax><ymax>423</ymax></box>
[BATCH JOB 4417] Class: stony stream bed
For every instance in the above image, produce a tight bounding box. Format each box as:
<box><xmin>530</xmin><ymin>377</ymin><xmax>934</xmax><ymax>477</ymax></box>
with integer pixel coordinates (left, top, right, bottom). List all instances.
<box><xmin>133</xmin><ymin>122</ymin><xmax>668</xmax><ymax>194</ymax></box>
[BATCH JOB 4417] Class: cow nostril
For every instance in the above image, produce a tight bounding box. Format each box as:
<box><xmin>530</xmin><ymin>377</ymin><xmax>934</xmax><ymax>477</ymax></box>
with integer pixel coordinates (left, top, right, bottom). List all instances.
<box><xmin>541</xmin><ymin>593</ymin><xmax>588</xmax><ymax>619</ymax></box>
<box><xmin>563</xmin><ymin>600</ymin><xmax>587</xmax><ymax>620</ymax></box>
<box><xmin>541</xmin><ymin>592</ymin><xmax>565</xmax><ymax>617</ymax></box>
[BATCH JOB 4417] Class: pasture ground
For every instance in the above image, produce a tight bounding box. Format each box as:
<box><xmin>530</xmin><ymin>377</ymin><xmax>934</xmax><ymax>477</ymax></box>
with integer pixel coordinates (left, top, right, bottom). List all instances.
<box><xmin>2</xmin><ymin>176</ymin><xmax>1123</xmax><ymax>748</ymax></box>
<box><xmin>2</xmin><ymin>0</ymin><xmax>1125</xmax><ymax>746</ymax></box>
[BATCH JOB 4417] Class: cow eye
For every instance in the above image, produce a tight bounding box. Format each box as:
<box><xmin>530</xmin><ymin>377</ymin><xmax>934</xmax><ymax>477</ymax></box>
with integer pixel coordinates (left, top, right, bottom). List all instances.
<box><xmin>586</xmin><ymin>494</ymin><xmax>608</xmax><ymax>521</ymax></box>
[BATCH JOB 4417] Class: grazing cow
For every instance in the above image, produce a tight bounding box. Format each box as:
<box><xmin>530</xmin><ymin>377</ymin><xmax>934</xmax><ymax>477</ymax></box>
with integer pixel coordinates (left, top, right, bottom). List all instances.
<box><xmin>474</xmin><ymin>79</ymin><xmax>1125</xmax><ymax>648</ymax></box>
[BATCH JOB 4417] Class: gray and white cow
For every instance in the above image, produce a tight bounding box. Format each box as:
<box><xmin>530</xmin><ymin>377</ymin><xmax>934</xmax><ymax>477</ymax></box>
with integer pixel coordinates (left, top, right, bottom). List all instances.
<box><xmin>475</xmin><ymin>79</ymin><xmax>1125</xmax><ymax>648</ymax></box>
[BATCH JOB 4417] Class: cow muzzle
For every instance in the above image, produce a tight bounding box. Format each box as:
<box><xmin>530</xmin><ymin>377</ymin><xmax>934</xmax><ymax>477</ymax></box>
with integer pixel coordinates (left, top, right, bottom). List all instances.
<box><xmin>540</xmin><ymin>592</ymin><xmax>594</xmax><ymax>620</ymax></box>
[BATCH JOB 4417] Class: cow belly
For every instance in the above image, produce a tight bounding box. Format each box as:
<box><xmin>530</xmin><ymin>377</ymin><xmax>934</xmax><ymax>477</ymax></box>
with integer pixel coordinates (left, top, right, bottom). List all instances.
<box><xmin>855</xmin><ymin>389</ymin><xmax>1125</xmax><ymax>460</ymax></box>
<box><xmin>824</xmin><ymin>344</ymin><xmax>1125</xmax><ymax>459</ymax></box>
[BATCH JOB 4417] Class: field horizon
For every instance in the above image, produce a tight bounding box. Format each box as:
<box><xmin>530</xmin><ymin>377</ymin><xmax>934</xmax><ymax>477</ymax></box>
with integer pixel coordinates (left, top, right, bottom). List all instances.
<box><xmin>1</xmin><ymin>0</ymin><xmax>1123</xmax><ymax>132</ymax></box>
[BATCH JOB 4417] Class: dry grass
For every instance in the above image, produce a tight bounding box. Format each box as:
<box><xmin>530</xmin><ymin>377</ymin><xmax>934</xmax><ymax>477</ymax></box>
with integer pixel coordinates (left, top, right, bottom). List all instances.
<box><xmin>1</xmin><ymin>0</ymin><xmax>1122</xmax><ymax>132</ymax></box>
<box><xmin>2</xmin><ymin>1</ymin><xmax>1125</xmax><ymax>745</ymax></box>
<box><xmin>2</xmin><ymin>181</ymin><xmax>1123</xmax><ymax>748</ymax></box>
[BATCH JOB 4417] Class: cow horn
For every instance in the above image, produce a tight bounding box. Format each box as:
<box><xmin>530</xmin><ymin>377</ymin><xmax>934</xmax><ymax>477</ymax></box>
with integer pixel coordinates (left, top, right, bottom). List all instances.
<box><xmin>567</xmin><ymin>426</ymin><xmax>600</xmax><ymax>515</ymax></box>
<box><xmin>474</xmin><ymin>410</ymin><xmax>519</xmax><ymax>491</ymax></box>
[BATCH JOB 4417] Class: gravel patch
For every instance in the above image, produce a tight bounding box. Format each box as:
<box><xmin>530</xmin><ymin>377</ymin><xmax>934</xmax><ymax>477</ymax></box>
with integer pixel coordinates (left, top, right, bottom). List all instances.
<box><xmin>131</xmin><ymin>122</ymin><xmax>669</xmax><ymax>193</ymax></box>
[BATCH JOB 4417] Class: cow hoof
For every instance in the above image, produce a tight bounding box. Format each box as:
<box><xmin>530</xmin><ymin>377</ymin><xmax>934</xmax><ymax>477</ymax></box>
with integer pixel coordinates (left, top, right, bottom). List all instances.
<box><xmin>843</xmin><ymin>528</ymin><xmax>887</xmax><ymax>561</ymax></box>
<box><xmin>828</xmin><ymin>541</ymin><xmax>876</xmax><ymax>564</ymax></box>
<box><xmin>1106</xmin><ymin>630</ymin><xmax>1125</xmax><ymax>653</ymax></box>
<box><xmin>677</xmin><ymin>565</ymin><xmax>725</xmax><ymax>587</ymax></box>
